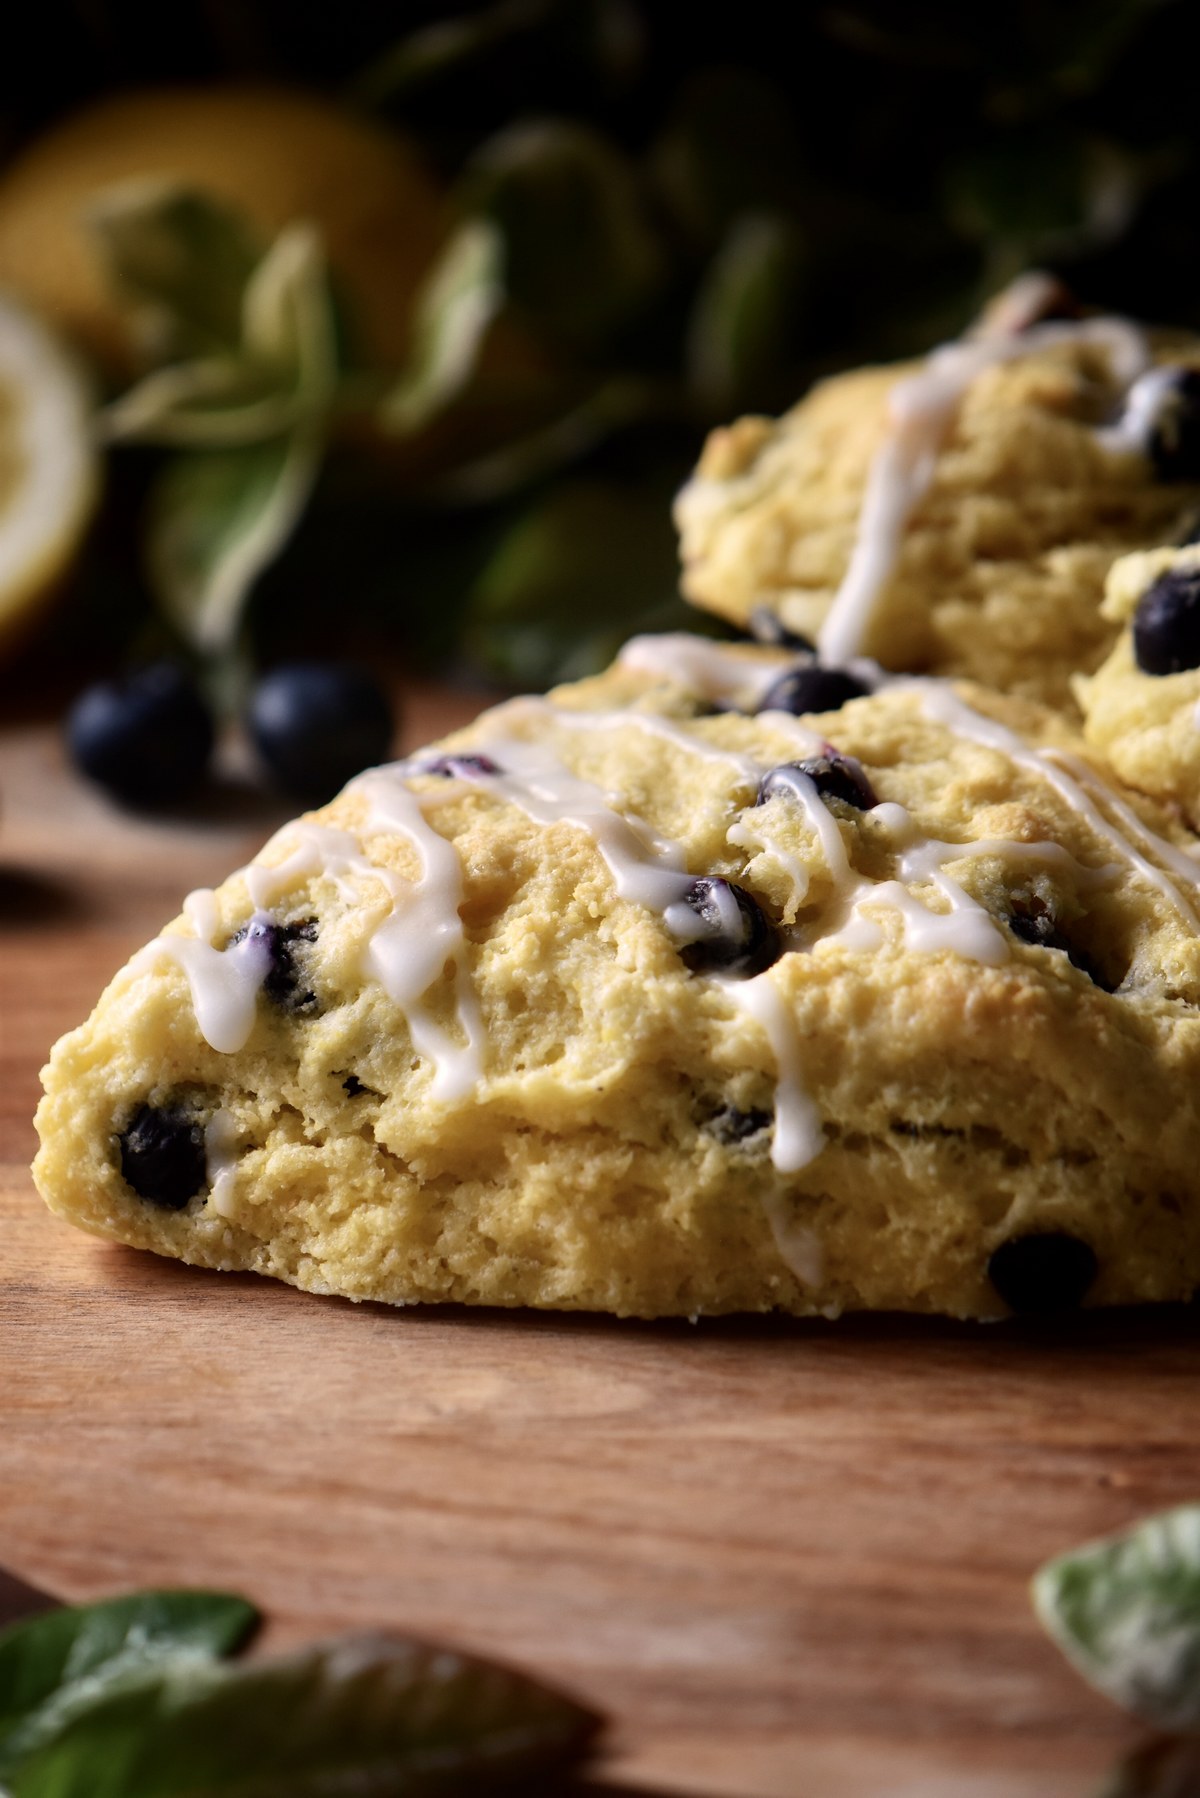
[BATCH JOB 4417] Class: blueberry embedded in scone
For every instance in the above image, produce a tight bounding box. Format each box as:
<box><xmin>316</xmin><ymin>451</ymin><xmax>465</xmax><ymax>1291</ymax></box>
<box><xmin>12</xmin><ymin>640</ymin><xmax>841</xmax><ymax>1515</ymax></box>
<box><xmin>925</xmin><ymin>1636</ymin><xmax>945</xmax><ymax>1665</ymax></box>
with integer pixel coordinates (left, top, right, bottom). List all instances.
<box><xmin>1075</xmin><ymin>543</ymin><xmax>1200</xmax><ymax>829</ymax></box>
<box><xmin>33</xmin><ymin>635</ymin><xmax>1200</xmax><ymax>1319</ymax></box>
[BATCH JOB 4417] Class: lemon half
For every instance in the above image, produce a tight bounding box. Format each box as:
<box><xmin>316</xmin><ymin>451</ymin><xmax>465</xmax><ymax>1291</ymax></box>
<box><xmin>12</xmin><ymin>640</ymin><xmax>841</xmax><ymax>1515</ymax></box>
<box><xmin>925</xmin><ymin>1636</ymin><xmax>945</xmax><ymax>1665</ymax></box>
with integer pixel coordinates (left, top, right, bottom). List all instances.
<box><xmin>0</xmin><ymin>293</ymin><xmax>98</xmax><ymax>655</ymax></box>
<box><xmin>0</xmin><ymin>86</ymin><xmax>448</xmax><ymax>373</ymax></box>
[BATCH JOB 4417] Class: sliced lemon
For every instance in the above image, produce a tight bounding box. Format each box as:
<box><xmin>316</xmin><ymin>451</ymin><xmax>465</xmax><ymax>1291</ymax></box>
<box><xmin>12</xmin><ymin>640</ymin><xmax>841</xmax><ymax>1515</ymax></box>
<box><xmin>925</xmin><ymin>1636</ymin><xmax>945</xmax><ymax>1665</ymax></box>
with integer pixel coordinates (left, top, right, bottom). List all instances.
<box><xmin>0</xmin><ymin>292</ymin><xmax>99</xmax><ymax>656</ymax></box>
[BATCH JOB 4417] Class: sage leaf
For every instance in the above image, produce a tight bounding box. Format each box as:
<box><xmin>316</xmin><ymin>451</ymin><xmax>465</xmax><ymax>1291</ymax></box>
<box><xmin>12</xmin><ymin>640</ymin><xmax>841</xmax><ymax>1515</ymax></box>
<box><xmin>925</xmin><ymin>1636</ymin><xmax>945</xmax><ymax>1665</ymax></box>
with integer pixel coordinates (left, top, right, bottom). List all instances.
<box><xmin>147</xmin><ymin>432</ymin><xmax>322</xmax><ymax>653</ymax></box>
<box><xmin>0</xmin><ymin>1591</ymin><xmax>256</xmax><ymax>1775</ymax></box>
<box><xmin>4</xmin><ymin>1633</ymin><xmax>601</xmax><ymax>1797</ymax></box>
<box><xmin>107</xmin><ymin>218</ymin><xmax>338</xmax><ymax>448</ymax></box>
<box><xmin>468</xmin><ymin>121</ymin><xmax>662</xmax><ymax>350</ymax></box>
<box><xmin>465</xmin><ymin>476</ymin><xmax>691</xmax><ymax>686</ymax></box>
<box><xmin>686</xmin><ymin>212</ymin><xmax>807</xmax><ymax>414</ymax></box>
<box><xmin>1033</xmin><ymin>1505</ymin><xmax>1200</xmax><ymax>1730</ymax></box>
<box><xmin>87</xmin><ymin>183</ymin><xmax>262</xmax><ymax>360</ymax></box>
<box><xmin>103</xmin><ymin>360</ymin><xmax>302</xmax><ymax>448</ymax></box>
<box><xmin>241</xmin><ymin>224</ymin><xmax>338</xmax><ymax>404</ymax></box>
<box><xmin>380</xmin><ymin>220</ymin><xmax>505</xmax><ymax>435</ymax></box>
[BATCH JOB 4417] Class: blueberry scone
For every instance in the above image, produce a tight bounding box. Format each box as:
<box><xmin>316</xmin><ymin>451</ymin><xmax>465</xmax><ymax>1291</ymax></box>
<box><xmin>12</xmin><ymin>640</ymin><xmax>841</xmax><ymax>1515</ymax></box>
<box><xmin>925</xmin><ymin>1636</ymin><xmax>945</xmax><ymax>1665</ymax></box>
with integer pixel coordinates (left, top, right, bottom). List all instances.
<box><xmin>675</xmin><ymin>276</ymin><xmax>1200</xmax><ymax>712</ymax></box>
<box><xmin>1075</xmin><ymin>542</ymin><xmax>1200</xmax><ymax>829</ymax></box>
<box><xmin>33</xmin><ymin>634</ymin><xmax>1200</xmax><ymax>1319</ymax></box>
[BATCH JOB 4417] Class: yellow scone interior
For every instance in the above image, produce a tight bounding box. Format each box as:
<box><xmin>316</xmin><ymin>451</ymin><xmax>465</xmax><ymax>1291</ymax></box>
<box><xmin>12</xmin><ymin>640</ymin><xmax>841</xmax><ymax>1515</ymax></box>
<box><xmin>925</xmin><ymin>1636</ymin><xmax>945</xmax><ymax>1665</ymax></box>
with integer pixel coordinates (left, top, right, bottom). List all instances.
<box><xmin>33</xmin><ymin>635</ymin><xmax>1200</xmax><ymax>1320</ymax></box>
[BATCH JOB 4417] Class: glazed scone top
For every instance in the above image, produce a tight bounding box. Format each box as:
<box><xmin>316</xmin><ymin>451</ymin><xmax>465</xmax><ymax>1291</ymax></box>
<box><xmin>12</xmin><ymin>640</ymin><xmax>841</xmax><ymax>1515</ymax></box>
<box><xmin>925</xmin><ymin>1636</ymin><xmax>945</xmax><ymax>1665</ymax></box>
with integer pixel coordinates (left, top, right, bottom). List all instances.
<box><xmin>1077</xmin><ymin>540</ymin><xmax>1200</xmax><ymax>825</ymax></box>
<box><xmin>102</xmin><ymin>634</ymin><xmax>1200</xmax><ymax>1192</ymax></box>
<box><xmin>675</xmin><ymin>298</ymin><xmax>1200</xmax><ymax>711</ymax></box>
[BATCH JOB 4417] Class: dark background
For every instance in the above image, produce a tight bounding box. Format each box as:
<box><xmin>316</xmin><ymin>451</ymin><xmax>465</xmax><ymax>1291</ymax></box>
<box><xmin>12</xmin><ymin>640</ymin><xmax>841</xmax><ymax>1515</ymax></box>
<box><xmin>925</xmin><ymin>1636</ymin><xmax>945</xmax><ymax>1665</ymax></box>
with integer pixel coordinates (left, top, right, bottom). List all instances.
<box><xmin>3</xmin><ymin>0</ymin><xmax>1199</xmax><ymax>687</ymax></box>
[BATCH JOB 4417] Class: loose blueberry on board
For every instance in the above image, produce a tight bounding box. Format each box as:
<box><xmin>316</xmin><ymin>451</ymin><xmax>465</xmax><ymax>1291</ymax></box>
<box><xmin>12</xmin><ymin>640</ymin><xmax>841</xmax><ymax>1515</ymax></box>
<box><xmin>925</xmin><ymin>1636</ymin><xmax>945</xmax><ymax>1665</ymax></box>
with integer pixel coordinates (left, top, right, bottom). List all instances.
<box><xmin>668</xmin><ymin>877</ymin><xmax>779</xmax><ymax>977</ymax></box>
<box><xmin>1142</xmin><ymin>367</ymin><xmax>1200</xmax><ymax>481</ymax></box>
<box><xmin>416</xmin><ymin>753</ymin><xmax>501</xmax><ymax>778</ymax></box>
<box><xmin>230</xmin><ymin>917</ymin><xmax>319</xmax><ymax>1013</ymax></box>
<box><xmin>248</xmin><ymin>663</ymin><xmax>394</xmax><ymax>804</ymax></box>
<box><xmin>756</xmin><ymin>663</ymin><xmax>870</xmax><ymax>716</ymax></box>
<box><xmin>987</xmin><ymin>1232</ymin><xmax>1098</xmax><ymax>1315</ymax></box>
<box><xmin>66</xmin><ymin>662</ymin><xmax>214</xmax><ymax>807</ymax></box>
<box><xmin>757</xmin><ymin>753</ymin><xmax>877</xmax><ymax>811</ymax></box>
<box><xmin>747</xmin><ymin>607</ymin><xmax>815</xmax><ymax>652</ymax></box>
<box><xmin>117</xmin><ymin>1104</ymin><xmax>207</xmax><ymax>1210</ymax></box>
<box><xmin>1133</xmin><ymin>567</ymin><xmax>1200</xmax><ymax>674</ymax></box>
<box><xmin>707</xmin><ymin>1104</ymin><xmax>773</xmax><ymax>1144</ymax></box>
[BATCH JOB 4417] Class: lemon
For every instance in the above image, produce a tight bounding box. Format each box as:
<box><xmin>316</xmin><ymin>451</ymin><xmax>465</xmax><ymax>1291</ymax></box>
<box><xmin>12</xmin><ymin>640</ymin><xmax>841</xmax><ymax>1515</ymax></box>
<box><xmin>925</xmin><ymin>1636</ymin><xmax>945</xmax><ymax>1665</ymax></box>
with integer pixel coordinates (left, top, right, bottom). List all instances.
<box><xmin>0</xmin><ymin>85</ymin><xmax>448</xmax><ymax>373</ymax></box>
<box><xmin>0</xmin><ymin>293</ymin><xmax>98</xmax><ymax>655</ymax></box>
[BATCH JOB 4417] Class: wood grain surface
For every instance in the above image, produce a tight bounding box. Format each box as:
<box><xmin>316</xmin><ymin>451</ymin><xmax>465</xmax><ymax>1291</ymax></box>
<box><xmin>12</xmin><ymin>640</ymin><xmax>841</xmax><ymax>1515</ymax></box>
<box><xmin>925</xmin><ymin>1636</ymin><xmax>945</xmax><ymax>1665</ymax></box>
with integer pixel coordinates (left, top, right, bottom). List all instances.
<box><xmin>3</xmin><ymin>690</ymin><xmax>1200</xmax><ymax>1797</ymax></box>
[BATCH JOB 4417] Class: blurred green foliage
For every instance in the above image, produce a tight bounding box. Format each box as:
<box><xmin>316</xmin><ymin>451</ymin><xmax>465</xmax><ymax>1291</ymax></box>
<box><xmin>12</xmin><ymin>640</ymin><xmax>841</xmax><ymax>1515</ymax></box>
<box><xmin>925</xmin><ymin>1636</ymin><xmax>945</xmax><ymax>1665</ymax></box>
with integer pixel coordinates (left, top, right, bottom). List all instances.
<box><xmin>4</xmin><ymin>0</ymin><xmax>1200</xmax><ymax>690</ymax></box>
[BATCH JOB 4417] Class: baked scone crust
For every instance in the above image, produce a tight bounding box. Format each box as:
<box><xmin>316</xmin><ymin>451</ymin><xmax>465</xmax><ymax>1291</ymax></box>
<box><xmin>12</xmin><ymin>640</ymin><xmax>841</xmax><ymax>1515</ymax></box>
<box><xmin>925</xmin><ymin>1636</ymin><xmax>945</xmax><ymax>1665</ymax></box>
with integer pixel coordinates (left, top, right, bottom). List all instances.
<box><xmin>33</xmin><ymin>639</ymin><xmax>1200</xmax><ymax>1320</ymax></box>
<box><xmin>1077</xmin><ymin>544</ymin><xmax>1200</xmax><ymax>828</ymax></box>
<box><xmin>676</xmin><ymin>335</ymin><xmax>1200</xmax><ymax>711</ymax></box>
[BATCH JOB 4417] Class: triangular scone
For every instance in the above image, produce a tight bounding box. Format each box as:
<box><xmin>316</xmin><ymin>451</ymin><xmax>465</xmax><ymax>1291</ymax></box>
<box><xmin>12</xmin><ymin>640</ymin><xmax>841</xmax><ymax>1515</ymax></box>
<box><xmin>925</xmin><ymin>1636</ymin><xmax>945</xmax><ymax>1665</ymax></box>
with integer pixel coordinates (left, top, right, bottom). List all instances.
<box><xmin>33</xmin><ymin>635</ymin><xmax>1200</xmax><ymax>1320</ymax></box>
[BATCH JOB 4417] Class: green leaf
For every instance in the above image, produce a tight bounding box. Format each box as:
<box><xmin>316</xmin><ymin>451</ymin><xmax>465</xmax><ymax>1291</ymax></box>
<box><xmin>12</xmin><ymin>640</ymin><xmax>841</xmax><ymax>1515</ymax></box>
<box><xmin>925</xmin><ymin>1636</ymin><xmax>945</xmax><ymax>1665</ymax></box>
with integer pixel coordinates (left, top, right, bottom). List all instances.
<box><xmin>146</xmin><ymin>433</ymin><xmax>322</xmax><ymax>653</ymax></box>
<box><xmin>87</xmin><ymin>183</ymin><xmax>262</xmax><ymax>360</ymax></box>
<box><xmin>103</xmin><ymin>214</ymin><xmax>338</xmax><ymax>453</ymax></box>
<box><xmin>380</xmin><ymin>221</ymin><xmax>505</xmax><ymax>435</ymax></box>
<box><xmin>465</xmin><ymin>476</ymin><xmax>693</xmax><ymax>687</ymax></box>
<box><xmin>352</xmin><ymin>0</ymin><xmax>549</xmax><ymax>105</ymax></box>
<box><xmin>0</xmin><ymin>1591</ymin><xmax>256</xmax><ymax>1775</ymax></box>
<box><xmin>650</xmin><ymin>69</ymin><xmax>805</xmax><ymax>251</ymax></box>
<box><xmin>4</xmin><ymin>1633</ymin><xmax>601</xmax><ymax>1797</ymax></box>
<box><xmin>686</xmin><ymin>212</ymin><xmax>807</xmax><ymax>414</ymax></box>
<box><xmin>945</xmin><ymin>128</ymin><xmax>1138</xmax><ymax>258</ymax></box>
<box><xmin>103</xmin><ymin>359</ymin><xmax>301</xmax><ymax>448</ymax></box>
<box><xmin>467</xmin><ymin>121</ymin><xmax>663</xmax><ymax>351</ymax></box>
<box><xmin>1033</xmin><ymin>1506</ymin><xmax>1200</xmax><ymax>1731</ymax></box>
<box><xmin>241</xmin><ymin>224</ymin><xmax>338</xmax><ymax>401</ymax></box>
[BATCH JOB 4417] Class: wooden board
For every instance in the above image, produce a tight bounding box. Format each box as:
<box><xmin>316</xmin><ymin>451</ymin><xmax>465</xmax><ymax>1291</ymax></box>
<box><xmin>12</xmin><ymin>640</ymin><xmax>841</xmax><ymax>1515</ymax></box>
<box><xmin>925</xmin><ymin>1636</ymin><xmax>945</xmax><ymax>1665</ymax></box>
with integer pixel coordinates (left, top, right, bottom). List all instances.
<box><xmin>3</xmin><ymin>693</ymin><xmax>1200</xmax><ymax>1797</ymax></box>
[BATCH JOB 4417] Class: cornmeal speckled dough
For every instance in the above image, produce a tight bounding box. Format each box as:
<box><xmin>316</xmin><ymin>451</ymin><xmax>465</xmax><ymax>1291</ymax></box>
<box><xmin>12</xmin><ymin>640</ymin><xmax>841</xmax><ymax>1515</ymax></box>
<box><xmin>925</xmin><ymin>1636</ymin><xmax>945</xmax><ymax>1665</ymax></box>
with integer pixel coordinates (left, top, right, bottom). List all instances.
<box><xmin>1077</xmin><ymin>543</ymin><xmax>1200</xmax><ymax>828</ymax></box>
<box><xmin>33</xmin><ymin>636</ymin><xmax>1200</xmax><ymax>1320</ymax></box>
<box><xmin>675</xmin><ymin>327</ymin><xmax>1200</xmax><ymax>712</ymax></box>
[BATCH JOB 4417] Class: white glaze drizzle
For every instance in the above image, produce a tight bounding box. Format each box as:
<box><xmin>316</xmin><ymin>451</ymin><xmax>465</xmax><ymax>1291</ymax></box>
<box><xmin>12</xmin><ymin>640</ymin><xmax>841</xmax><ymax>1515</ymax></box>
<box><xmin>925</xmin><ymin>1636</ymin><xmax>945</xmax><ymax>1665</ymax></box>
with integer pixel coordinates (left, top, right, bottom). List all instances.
<box><xmin>131</xmin><ymin>896</ymin><xmax>275</xmax><ymax>1054</ymax></box>
<box><xmin>816</xmin><ymin>315</ymin><xmax>1152</xmax><ymax>666</ymax></box>
<box><xmin>618</xmin><ymin>632</ymin><xmax>783</xmax><ymax>707</ymax></box>
<box><xmin>1096</xmin><ymin>363</ymin><xmax>1184</xmax><ymax>456</ymax></box>
<box><xmin>350</xmin><ymin>773</ymin><xmax>487</xmax><ymax>1102</ymax></box>
<box><xmin>204</xmin><ymin>1109</ymin><xmax>240</xmax><ymax>1218</ymax></box>
<box><xmin>910</xmin><ymin>681</ymin><xmax>1200</xmax><ymax>930</ymax></box>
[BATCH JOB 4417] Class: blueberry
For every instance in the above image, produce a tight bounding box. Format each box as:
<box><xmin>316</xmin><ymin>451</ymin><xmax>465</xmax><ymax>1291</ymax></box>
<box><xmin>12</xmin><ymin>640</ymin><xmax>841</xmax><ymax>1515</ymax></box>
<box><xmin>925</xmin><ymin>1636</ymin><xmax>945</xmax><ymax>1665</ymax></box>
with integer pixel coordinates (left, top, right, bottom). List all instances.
<box><xmin>415</xmin><ymin>753</ymin><xmax>501</xmax><ymax>779</ymax></box>
<box><xmin>230</xmin><ymin>917</ymin><xmax>318</xmax><ymax>1013</ymax></box>
<box><xmin>668</xmin><ymin>877</ymin><xmax>779</xmax><ymax>977</ymax></box>
<box><xmin>757</xmin><ymin>753</ymin><xmax>876</xmax><ymax>811</ymax></box>
<box><xmin>1006</xmin><ymin>899</ymin><xmax>1114</xmax><ymax>991</ymax></box>
<box><xmin>248</xmin><ymin>663</ymin><xmax>394</xmax><ymax>804</ymax></box>
<box><xmin>756</xmin><ymin>663</ymin><xmax>870</xmax><ymax>716</ymax></box>
<box><xmin>66</xmin><ymin>662</ymin><xmax>214</xmax><ymax>807</ymax></box>
<box><xmin>117</xmin><ymin>1104</ymin><xmax>206</xmax><ymax>1210</ymax></box>
<box><xmin>1140</xmin><ymin>367</ymin><xmax>1200</xmax><ymax>481</ymax></box>
<box><xmin>1006</xmin><ymin>896</ymin><xmax>1058</xmax><ymax>949</ymax></box>
<box><xmin>748</xmin><ymin>608</ymin><xmax>815</xmax><ymax>653</ymax></box>
<box><xmin>987</xmin><ymin>1232</ymin><xmax>1098</xmax><ymax>1316</ymax></box>
<box><xmin>707</xmin><ymin>1104</ymin><xmax>773</xmax><ymax>1143</ymax></box>
<box><xmin>1133</xmin><ymin>568</ymin><xmax>1200</xmax><ymax>675</ymax></box>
